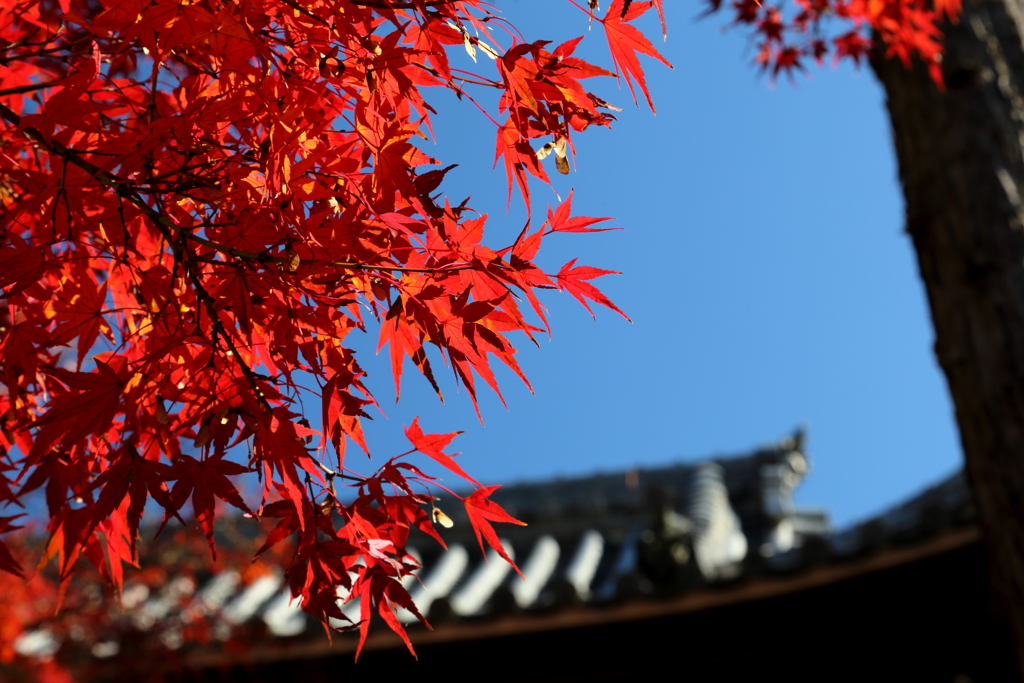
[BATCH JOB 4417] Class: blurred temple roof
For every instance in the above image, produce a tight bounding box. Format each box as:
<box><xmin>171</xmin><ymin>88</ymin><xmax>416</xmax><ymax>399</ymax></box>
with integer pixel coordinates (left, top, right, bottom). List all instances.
<box><xmin>10</xmin><ymin>430</ymin><xmax>1011</xmax><ymax>682</ymax></box>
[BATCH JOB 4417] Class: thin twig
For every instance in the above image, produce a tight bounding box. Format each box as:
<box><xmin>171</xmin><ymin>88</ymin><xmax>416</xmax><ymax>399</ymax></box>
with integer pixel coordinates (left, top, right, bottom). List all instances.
<box><xmin>0</xmin><ymin>102</ymin><xmax>478</xmax><ymax>275</ymax></box>
<box><xmin>350</xmin><ymin>0</ymin><xmax>459</xmax><ymax>9</ymax></box>
<box><xmin>0</xmin><ymin>80</ymin><xmax>62</xmax><ymax>97</ymax></box>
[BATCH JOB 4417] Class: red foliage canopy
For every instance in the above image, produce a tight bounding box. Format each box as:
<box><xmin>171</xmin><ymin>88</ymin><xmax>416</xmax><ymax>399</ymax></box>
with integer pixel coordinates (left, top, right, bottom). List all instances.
<box><xmin>0</xmin><ymin>0</ymin><xmax>957</xmax><ymax>675</ymax></box>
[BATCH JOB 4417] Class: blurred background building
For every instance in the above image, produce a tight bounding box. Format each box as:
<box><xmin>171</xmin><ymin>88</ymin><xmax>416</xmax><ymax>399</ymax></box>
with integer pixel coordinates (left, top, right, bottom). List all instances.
<box><xmin>8</xmin><ymin>431</ymin><xmax>1014</xmax><ymax>682</ymax></box>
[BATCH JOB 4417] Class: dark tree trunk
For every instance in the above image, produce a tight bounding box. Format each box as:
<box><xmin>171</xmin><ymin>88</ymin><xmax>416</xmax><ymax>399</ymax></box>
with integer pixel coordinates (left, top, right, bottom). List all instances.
<box><xmin>871</xmin><ymin>1</ymin><xmax>1024</xmax><ymax>675</ymax></box>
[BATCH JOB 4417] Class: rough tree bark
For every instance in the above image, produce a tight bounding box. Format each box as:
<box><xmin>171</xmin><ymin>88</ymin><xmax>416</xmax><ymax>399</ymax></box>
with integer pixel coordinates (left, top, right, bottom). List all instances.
<box><xmin>872</xmin><ymin>0</ymin><xmax>1024</xmax><ymax>674</ymax></box>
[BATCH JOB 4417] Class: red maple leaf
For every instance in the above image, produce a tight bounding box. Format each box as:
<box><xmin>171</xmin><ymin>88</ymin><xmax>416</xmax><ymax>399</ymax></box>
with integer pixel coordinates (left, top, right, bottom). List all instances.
<box><xmin>321</xmin><ymin>371</ymin><xmax>374</xmax><ymax>469</ymax></box>
<box><xmin>253</xmin><ymin>415</ymin><xmax>326</xmax><ymax>533</ymax></box>
<box><xmin>494</xmin><ymin>117</ymin><xmax>550</xmax><ymax>211</ymax></box>
<box><xmin>404</xmin><ymin>417</ymin><xmax>480</xmax><ymax>486</ymax></box>
<box><xmin>0</xmin><ymin>0</ymin><xmax>677</xmax><ymax>654</ymax></box>
<box><xmin>651</xmin><ymin>0</ymin><xmax>667</xmax><ymax>40</ymax></box>
<box><xmin>352</xmin><ymin>564</ymin><xmax>427</xmax><ymax>660</ymax></box>
<box><xmin>0</xmin><ymin>515</ymin><xmax>25</xmax><ymax>578</ymax></box>
<box><xmin>289</xmin><ymin>539</ymin><xmax>356</xmax><ymax>625</ymax></box>
<box><xmin>546</xmin><ymin>190</ymin><xmax>616</xmax><ymax>234</ymax></box>
<box><xmin>462</xmin><ymin>485</ymin><xmax>526</xmax><ymax>576</ymax></box>
<box><xmin>166</xmin><ymin>453</ymin><xmax>252</xmax><ymax>560</ymax></box>
<box><xmin>0</xmin><ymin>241</ymin><xmax>50</xmax><ymax>300</ymax></box>
<box><xmin>47</xmin><ymin>274</ymin><xmax>112</xmax><ymax>367</ymax></box>
<box><xmin>85</xmin><ymin>448</ymin><xmax>177</xmax><ymax>555</ymax></box>
<box><xmin>28</xmin><ymin>361</ymin><xmax>125</xmax><ymax>460</ymax></box>
<box><xmin>554</xmin><ymin>258</ymin><xmax>631</xmax><ymax>321</ymax></box>
<box><xmin>601</xmin><ymin>0</ymin><xmax>673</xmax><ymax>112</ymax></box>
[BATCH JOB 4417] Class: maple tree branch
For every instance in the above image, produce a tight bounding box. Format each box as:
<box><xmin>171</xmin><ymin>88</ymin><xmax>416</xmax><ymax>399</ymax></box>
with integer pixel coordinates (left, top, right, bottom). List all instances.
<box><xmin>0</xmin><ymin>0</ymin><xmax>662</xmax><ymax>654</ymax></box>
<box><xmin>449</xmin><ymin>68</ymin><xmax>503</xmax><ymax>88</ymax></box>
<box><xmin>452</xmin><ymin>75</ymin><xmax>503</xmax><ymax>88</ymax></box>
<box><xmin>0</xmin><ymin>100</ymin><xmax>169</xmax><ymax>225</ymax></box>
<box><xmin>0</xmin><ymin>81</ymin><xmax>62</xmax><ymax>97</ymax></box>
<box><xmin>140</xmin><ymin>159</ymin><xmax>229</xmax><ymax>184</ymax></box>
<box><xmin>277</xmin><ymin>0</ymin><xmax>330</xmax><ymax>25</ymax></box>
<box><xmin>327</xmin><ymin>260</ymin><xmax>474</xmax><ymax>273</ymax></box>
<box><xmin>349</xmin><ymin>0</ymin><xmax>458</xmax><ymax>8</ymax></box>
<box><xmin>0</xmin><ymin>102</ymin><xmax>477</xmax><ymax>276</ymax></box>
<box><xmin>0</xmin><ymin>36</ymin><xmax>91</xmax><ymax>65</ymax></box>
<box><xmin>180</xmin><ymin>252</ymin><xmax>275</xmax><ymax>414</ymax></box>
<box><xmin>304</xmin><ymin>457</ymin><xmax>367</xmax><ymax>485</ymax></box>
<box><xmin>0</xmin><ymin>101</ymin><xmax>481</xmax><ymax>436</ymax></box>
<box><xmin>0</xmin><ymin>103</ymin><xmax>284</xmax><ymax>405</ymax></box>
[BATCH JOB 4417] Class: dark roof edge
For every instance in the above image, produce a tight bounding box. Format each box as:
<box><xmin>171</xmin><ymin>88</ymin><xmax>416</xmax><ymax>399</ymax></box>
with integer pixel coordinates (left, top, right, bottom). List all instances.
<box><xmin>169</xmin><ymin>524</ymin><xmax>980</xmax><ymax>673</ymax></box>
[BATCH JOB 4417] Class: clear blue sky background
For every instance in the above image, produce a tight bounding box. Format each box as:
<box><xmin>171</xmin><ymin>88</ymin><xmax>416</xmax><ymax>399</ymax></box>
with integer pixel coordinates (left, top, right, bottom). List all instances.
<box><xmin>338</xmin><ymin>1</ymin><xmax>962</xmax><ymax>530</ymax></box>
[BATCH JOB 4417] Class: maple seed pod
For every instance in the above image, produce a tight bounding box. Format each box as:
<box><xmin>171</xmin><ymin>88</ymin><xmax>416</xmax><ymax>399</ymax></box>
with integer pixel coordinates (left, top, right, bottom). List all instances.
<box><xmin>463</xmin><ymin>33</ymin><xmax>477</xmax><ymax>63</ymax></box>
<box><xmin>537</xmin><ymin>137</ymin><xmax>571</xmax><ymax>174</ymax></box>
<box><xmin>155</xmin><ymin>397</ymin><xmax>170</xmax><ymax>425</ymax></box>
<box><xmin>194</xmin><ymin>423</ymin><xmax>212</xmax><ymax>449</ymax></box>
<box><xmin>432</xmin><ymin>506</ymin><xmax>454</xmax><ymax>528</ymax></box>
<box><xmin>319</xmin><ymin>49</ymin><xmax>346</xmax><ymax>79</ymax></box>
<box><xmin>298</xmin><ymin>418</ymin><xmax>315</xmax><ymax>444</ymax></box>
<box><xmin>285</xmin><ymin>246</ymin><xmax>300</xmax><ymax>272</ymax></box>
<box><xmin>553</xmin><ymin>138</ymin><xmax>570</xmax><ymax>175</ymax></box>
<box><xmin>213</xmin><ymin>408</ymin><xmax>230</xmax><ymax>426</ymax></box>
<box><xmin>371</xmin><ymin>277</ymin><xmax>389</xmax><ymax>301</ymax></box>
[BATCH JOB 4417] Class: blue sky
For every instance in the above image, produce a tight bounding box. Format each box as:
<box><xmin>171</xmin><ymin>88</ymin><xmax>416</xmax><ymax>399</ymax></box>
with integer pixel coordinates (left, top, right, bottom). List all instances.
<box><xmin>335</xmin><ymin>1</ymin><xmax>964</xmax><ymax>529</ymax></box>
